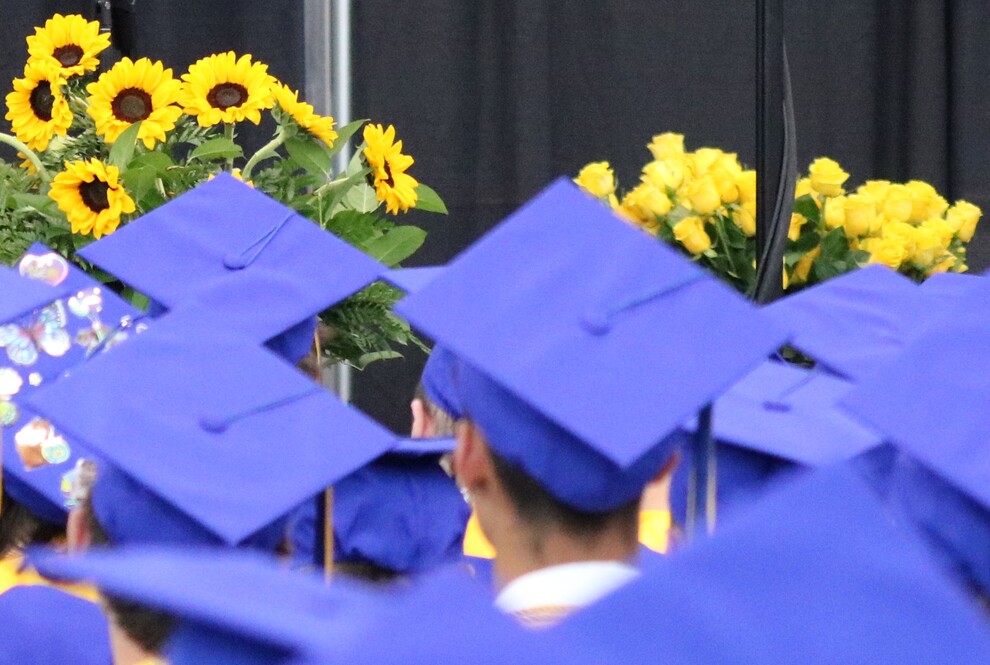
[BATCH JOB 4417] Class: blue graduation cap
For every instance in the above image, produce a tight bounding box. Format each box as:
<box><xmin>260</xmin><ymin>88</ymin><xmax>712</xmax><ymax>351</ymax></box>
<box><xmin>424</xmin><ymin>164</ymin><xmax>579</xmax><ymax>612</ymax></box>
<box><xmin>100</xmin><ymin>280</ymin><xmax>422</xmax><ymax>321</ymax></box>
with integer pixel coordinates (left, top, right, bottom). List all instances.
<box><xmin>840</xmin><ymin>281</ymin><xmax>990</xmax><ymax>595</ymax></box>
<box><xmin>31</xmin><ymin>545</ymin><xmax>381</xmax><ymax>665</ymax></box>
<box><xmin>553</xmin><ymin>465</ymin><xmax>990</xmax><ymax>664</ymax></box>
<box><xmin>395</xmin><ymin>178</ymin><xmax>787</xmax><ymax>512</ymax></box>
<box><xmin>670</xmin><ymin>360</ymin><xmax>883</xmax><ymax>524</ymax></box>
<box><xmin>382</xmin><ymin>266</ymin><xmax>445</xmax><ymax>294</ymax></box>
<box><xmin>419</xmin><ymin>345</ymin><xmax>463</xmax><ymax>419</ymax></box>
<box><xmin>32</xmin><ymin>547</ymin><xmax>595</xmax><ymax>665</ymax></box>
<box><xmin>22</xmin><ymin>315</ymin><xmax>397</xmax><ymax>547</ymax></box>
<box><xmin>762</xmin><ymin>265</ymin><xmax>927</xmax><ymax>381</ymax></box>
<box><xmin>334</xmin><ymin>436</ymin><xmax>470</xmax><ymax>576</ymax></box>
<box><xmin>0</xmin><ymin>585</ymin><xmax>112</xmax><ymax>665</ymax></box>
<box><xmin>77</xmin><ymin>174</ymin><xmax>384</xmax><ymax>361</ymax></box>
<box><xmin>1</xmin><ymin>244</ymin><xmax>143</xmax><ymax>525</ymax></box>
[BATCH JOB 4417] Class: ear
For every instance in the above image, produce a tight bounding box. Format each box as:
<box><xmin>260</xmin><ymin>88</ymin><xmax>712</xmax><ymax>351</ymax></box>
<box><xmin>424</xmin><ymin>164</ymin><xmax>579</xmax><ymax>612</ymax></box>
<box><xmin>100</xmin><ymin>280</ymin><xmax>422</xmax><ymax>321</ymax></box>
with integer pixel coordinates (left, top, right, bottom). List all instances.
<box><xmin>453</xmin><ymin>420</ymin><xmax>493</xmax><ymax>496</ymax></box>
<box><xmin>410</xmin><ymin>398</ymin><xmax>435</xmax><ymax>438</ymax></box>
<box><xmin>66</xmin><ymin>507</ymin><xmax>92</xmax><ymax>553</ymax></box>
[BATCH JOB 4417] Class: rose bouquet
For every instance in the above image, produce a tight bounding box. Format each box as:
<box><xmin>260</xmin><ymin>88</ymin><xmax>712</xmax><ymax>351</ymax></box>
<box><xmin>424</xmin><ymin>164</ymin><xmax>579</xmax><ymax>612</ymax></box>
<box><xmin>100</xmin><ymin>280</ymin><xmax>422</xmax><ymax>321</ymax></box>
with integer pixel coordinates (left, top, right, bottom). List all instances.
<box><xmin>575</xmin><ymin>132</ymin><xmax>980</xmax><ymax>294</ymax></box>
<box><xmin>0</xmin><ymin>14</ymin><xmax>448</xmax><ymax>366</ymax></box>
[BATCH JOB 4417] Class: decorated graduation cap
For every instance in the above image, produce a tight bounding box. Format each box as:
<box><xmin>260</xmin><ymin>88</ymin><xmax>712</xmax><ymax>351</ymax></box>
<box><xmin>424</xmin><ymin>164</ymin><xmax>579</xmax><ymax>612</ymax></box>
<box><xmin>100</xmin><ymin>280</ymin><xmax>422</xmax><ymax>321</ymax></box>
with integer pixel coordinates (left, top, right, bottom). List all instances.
<box><xmin>761</xmin><ymin>265</ymin><xmax>929</xmax><ymax>381</ymax></box>
<box><xmin>334</xmin><ymin>436</ymin><xmax>470</xmax><ymax>576</ymax></box>
<box><xmin>670</xmin><ymin>360</ymin><xmax>883</xmax><ymax>523</ymax></box>
<box><xmin>0</xmin><ymin>585</ymin><xmax>112</xmax><ymax>665</ymax></box>
<box><xmin>839</xmin><ymin>281</ymin><xmax>990</xmax><ymax>595</ymax></box>
<box><xmin>553</xmin><ymin>465</ymin><xmax>990</xmax><ymax>664</ymax></box>
<box><xmin>77</xmin><ymin>174</ymin><xmax>384</xmax><ymax>361</ymax></box>
<box><xmin>395</xmin><ymin>178</ymin><xmax>788</xmax><ymax>512</ymax></box>
<box><xmin>22</xmin><ymin>313</ymin><xmax>396</xmax><ymax>547</ymax></box>
<box><xmin>419</xmin><ymin>345</ymin><xmax>463</xmax><ymax>419</ymax></box>
<box><xmin>31</xmin><ymin>546</ymin><xmax>381</xmax><ymax>665</ymax></box>
<box><xmin>0</xmin><ymin>244</ymin><xmax>143</xmax><ymax>525</ymax></box>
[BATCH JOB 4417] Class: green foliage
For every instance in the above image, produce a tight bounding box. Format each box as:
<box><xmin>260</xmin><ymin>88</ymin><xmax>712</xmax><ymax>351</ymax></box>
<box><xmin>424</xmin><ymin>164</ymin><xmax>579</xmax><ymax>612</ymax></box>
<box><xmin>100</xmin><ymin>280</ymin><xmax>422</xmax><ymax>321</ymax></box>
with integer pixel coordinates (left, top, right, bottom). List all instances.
<box><xmin>0</xmin><ymin>43</ymin><xmax>447</xmax><ymax>368</ymax></box>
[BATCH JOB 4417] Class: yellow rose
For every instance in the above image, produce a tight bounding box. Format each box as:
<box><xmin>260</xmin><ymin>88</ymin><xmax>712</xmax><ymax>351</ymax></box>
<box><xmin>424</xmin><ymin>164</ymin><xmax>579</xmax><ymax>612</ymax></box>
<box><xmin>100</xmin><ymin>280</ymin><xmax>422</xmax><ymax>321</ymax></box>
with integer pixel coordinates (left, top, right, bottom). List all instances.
<box><xmin>926</xmin><ymin>194</ymin><xmax>949</xmax><ymax>219</ymax></box>
<box><xmin>946</xmin><ymin>200</ymin><xmax>982</xmax><ymax>242</ymax></box>
<box><xmin>642</xmin><ymin>159</ymin><xmax>684</xmax><ymax>191</ymax></box>
<box><xmin>788</xmin><ymin>212</ymin><xmax>807</xmax><ymax>241</ymax></box>
<box><xmin>882</xmin><ymin>221</ymin><xmax>917</xmax><ymax>258</ymax></box>
<box><xmin>731</xmin><ymin>204</ymin><xmax>756</xmax><ymax>237</ymax></box>
<box><xmin>716</xmin><ymin>153</ymin><xmax>743</xmax><ymax>178</ymax></box>
<box><xmin>906</xmin><ymin>180</ymin><xmax>938</xmax><ymax>222</ymax></box>
<box><xmin>881</xmin><ymin>184</ymin><xmax>913</xmax><ymax>223</ymax></box>
<box><xmin>647</xmin><ymin>133</ymin><xmax>685</xmax><ymax>162</ymax></box>
<box><xmin>574</xmin><ymin>161</ymin><xmax>615</xmax><ymax>199</ymax></box>
<box><xmin>843</xmin><ymin>193</ymin><xmax>876</xmax><ymax>237</ymax></box>
<box><xmin>710</xmin><ymin>164</ymin><xmax>739</xmax><ymax>204</ymax></box>
<box><xmin>673</xmin><ymin>215</ymin><xmax>712</xmax><ymax>254</ymax></box>
<box><xmin>792</xmin><ymin>247</ymin><xmax>821</xmax><ymax>285</ymax></box>
<box><xmin>824</xmin><ymin>195</ymin><xmax>846</xmax><ymax>229</ymax></box>
<box><xmin>690</xmin><ymin>148</ymin><xmax>724</xmax><ymax>176</ymax></box>
<box><xmin>808</xmin><ymin>157</ymin><xmax>849</xmax><ymax>197</ymax></box>
<box><xmin>910</xmin><ymin>225</ymin><xmax>945</xmax><ymax>267</ymax></box>
<box><xmin>736</xmin><ymin>170</ymin><xmax>757</xmax><ymax>204</ymax></box>
<box><xmin>925</xmin><ymin>255</ymin><xmax>957</xmax><ymax>276</ymax></box>
<box><xmin>864</xmin><ymin>236</ymin><xmax>907</xmax><ymax>270</ymax></box>
<box><xmin>795</xmin><ymin>177</ymin><xmax>815</xmax><ymax>199</ymax></box>
<box><xmin>858</xmin><ymin>180</ymin><xmax>891</xmax><ymax>201</ymax></box>
<box><xmin>920</xmin><ymin>216</ymin><xmax>954</xmax><ymax>247</ymax></box>
<box><xmin>683</xmin><ymin>175</ymin><xmax>721</xmax><ymax>215</ymax></box>
<box><xmin>623</xmin><ymin>182</ymin><xmax>672</xmax><ymax>219</ymax></box>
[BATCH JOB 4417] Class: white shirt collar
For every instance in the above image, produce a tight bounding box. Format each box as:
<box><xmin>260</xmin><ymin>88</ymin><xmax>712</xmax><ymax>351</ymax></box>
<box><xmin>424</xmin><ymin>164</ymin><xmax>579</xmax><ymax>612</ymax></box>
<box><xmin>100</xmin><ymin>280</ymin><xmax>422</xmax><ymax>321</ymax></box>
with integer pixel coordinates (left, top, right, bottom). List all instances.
<box><xmin>494</xmin><ymin>560</ymin><xmax>639</xmax><ymax>617</ymax></box>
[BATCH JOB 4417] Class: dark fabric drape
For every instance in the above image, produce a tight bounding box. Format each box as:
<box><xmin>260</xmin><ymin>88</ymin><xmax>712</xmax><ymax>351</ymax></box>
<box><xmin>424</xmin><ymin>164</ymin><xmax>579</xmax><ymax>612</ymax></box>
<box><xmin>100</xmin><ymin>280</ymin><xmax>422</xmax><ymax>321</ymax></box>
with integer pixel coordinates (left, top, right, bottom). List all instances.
<box><xmin>3</xmin><ymin>3</ymin><xmax>987</xmax><ymax>434</ymax></box>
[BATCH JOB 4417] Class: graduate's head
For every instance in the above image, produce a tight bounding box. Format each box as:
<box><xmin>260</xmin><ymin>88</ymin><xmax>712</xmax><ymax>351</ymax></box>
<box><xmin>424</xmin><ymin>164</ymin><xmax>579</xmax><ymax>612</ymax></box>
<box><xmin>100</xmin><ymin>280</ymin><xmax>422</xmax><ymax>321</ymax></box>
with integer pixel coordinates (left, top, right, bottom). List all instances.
<box><xmin>0</xmin><ymin>491</ymin><xmax>63</xmax><ymax>558</ymax></box>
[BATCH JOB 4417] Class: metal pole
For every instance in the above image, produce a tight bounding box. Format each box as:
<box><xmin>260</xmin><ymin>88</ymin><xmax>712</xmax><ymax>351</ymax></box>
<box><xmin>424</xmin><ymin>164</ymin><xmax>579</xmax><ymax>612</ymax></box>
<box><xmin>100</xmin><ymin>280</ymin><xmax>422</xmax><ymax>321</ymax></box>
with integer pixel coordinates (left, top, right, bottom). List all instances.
<box><xmin>331</xmin><ymin>0</ymin><xmax>353</xmax><ymax>404</ymax></box>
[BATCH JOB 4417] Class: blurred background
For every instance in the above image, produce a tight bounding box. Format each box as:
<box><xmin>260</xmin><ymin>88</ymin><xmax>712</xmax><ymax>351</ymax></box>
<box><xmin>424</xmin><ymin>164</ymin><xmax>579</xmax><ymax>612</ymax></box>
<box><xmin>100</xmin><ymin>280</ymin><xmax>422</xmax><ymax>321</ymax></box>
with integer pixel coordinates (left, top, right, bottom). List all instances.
<box><xmin>4</xmin><ymin>1</ymin><xmax>988</xmax><ymax>432</ymax></box>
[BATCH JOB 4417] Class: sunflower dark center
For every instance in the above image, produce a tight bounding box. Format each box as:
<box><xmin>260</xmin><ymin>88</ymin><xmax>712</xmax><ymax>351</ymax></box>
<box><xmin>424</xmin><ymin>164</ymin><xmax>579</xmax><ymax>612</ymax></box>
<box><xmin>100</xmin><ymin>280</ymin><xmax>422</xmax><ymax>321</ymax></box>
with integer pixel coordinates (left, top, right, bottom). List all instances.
<box><xmin>29</xmin><ymin>82</ymin><xmax>55</xmax><ymax>122</ymax></box>
<box><xmin>53</xmin><ymin>45</ymin><xmax>84</xmax><ymax>68</ymax></box>
<box><xmin>111</xmin><ymin>88</ymin><xmax>153</xmax><ymax>122</ymax></box>
<box><xmin>206</xmin><ymin>83</ymin><xmax>249</xmax><ymax>110</ymax></box>
<box><xmin>79</xmin><ymin>180</ymin><xmax>111</xmax><ymax>213</ymax></box>
<box><xmin>383</xmin><ymin>161</ymin><xmax>395</xmax><ymax>188</ymax></box>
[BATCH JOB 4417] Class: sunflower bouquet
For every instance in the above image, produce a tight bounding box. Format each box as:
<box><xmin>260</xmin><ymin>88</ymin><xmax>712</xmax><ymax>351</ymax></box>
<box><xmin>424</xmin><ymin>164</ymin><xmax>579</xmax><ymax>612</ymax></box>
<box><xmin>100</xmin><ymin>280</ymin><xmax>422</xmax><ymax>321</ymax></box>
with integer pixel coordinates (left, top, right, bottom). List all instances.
<box><xmin>575</xmin><ymin>133</ymin><xmax>981</xmax><ymax>294</ymax></box>
<box><xmin>0</xmin><ymin>14</ymin><xmax>447</xmax><ymax>366</ymax></box>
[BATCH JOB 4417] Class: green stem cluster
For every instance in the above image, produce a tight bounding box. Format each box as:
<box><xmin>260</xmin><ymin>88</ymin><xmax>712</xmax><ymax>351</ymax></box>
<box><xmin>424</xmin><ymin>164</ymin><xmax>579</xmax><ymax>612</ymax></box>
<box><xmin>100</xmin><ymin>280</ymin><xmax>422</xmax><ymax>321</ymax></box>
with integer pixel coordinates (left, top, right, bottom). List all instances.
<box><xmin>0</xmin><ymin>133</ymin><xmax>52</xmax><ymax>183</ymax></box>
<box><xmin>242</xmin><ymin>129</ymin><xmax>287</xmax><ymax>180</ymax></box>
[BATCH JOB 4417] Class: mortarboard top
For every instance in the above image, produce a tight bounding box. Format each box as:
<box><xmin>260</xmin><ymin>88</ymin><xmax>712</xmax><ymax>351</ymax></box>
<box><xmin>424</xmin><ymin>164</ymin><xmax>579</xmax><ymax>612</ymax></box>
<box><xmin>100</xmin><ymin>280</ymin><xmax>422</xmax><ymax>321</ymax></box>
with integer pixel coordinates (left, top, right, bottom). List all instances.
<box><xmin>396</xmin><ymin>179</ymin><xmax>787</xmax><ymax>511</ymax></box>
<box><xmin>77</xmin><ymin>174</ymin><xmax>384</xmax><ymax>361</ymax></box>
<box><xmin>671</xmin><ymin>360</ymin><xmax>881</xmax><ymax>525</ymax></box>
<box><xmin>553</xmin><ymin>465</ymin><xmax>990</xmax><ymax>664</ymax></box>
<box><xmin>334</xmin><ymin>436</ymin><xmax>470</xmax><ymax>574</ymax></box>
<box><xmin>0</xmin><ymin>585</ymin><xmax>112</xmax><ymax>665</ymax></box>
<box><xmin>382</xmin><ymin>266</ymin><xmax>445</xmax><ymax>294</ymax></box>
<box><xmin>762</xmin><ymin>264</ymin><xmax>926</xmax><ymax>381</ymax></box>
<box><xmin>22</xmin><ymin>315</ymin><xmax>397</xmax><ymax>547</ymax></box>
<box><xmin>1</xmin><ymin>244</ymin><xmax>143</xmax><ymax>524</ymax></box>
<box><xmin>920</xmin><ymin>271</ymin><xmax>982</xmax><ymax>298</ymax></box>
<box><xmin>30</xmin><ymin>545</ymin><xmax>384</xmax><ymax>665</ymax></box>
<box><xmin>839</xmin><ymin>283</ymin><xmax>990</xmax><ymax>594</ymax></box>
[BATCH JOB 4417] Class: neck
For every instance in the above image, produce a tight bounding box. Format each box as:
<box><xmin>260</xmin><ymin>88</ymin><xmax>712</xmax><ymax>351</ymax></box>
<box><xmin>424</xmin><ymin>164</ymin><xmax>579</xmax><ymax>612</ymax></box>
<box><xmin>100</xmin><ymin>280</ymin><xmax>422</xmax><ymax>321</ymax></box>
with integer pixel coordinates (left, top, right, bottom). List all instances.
<box><xmin>492</xmin><ymin>519</ymin><xmax>638</xmax><ymax>590</ymax></box>
<box><xmin>108</xmin><ymin>620</ymin><xmax>157</xmax><ymax>665</ymax></box>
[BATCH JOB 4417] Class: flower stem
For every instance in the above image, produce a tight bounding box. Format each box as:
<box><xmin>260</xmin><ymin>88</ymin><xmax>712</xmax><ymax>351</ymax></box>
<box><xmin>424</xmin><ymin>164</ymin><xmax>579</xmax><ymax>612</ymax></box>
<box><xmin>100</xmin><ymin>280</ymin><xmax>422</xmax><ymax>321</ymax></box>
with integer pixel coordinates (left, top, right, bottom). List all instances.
<box><xmin>223</xmin><ymin>123</ymin><xmax>236</xmax><ymax>170</ymax></box>
<box><xmin>242</xmin><ymin>129</ymin><xmax>287</xmax><ymax>180</ymax></box>
<box><xmin>0</xmin><ymin>133</ymin><xmax>52</xmax><ymax>183</ymax></box>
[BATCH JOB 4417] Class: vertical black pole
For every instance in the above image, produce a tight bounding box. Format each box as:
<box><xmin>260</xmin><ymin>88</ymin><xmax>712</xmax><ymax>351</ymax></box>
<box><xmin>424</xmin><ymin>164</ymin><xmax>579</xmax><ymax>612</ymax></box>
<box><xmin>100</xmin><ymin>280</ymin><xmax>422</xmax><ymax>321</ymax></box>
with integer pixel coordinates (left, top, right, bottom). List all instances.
<box><xmin>755</xmin><ymin>0</ymin><xmax>785</xmax><ymax>279</ymax></box>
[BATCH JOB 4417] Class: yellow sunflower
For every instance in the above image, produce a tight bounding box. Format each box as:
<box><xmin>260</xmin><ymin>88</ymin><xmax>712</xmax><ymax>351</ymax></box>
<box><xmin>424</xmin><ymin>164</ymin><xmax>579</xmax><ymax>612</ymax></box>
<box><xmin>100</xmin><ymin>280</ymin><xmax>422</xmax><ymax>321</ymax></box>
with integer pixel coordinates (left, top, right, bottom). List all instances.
<box><xmin>362</xmin><ymin>123</ymin><xmax>419</xmax><ymax>214</ymax></box>
<box><xmin>26</xmin><ymin>14</ymin><xmax>111</xmax><ymax>78</ymax></box>
<box><xmin>49</xmin><ymin>159</ymin><xmax>136</xmax><ymax>239</ymax></box>
<box><xmin>4</xmin><ymin>60</ymin><xmax>72</xmax><ymax>151</ymax></box>
<box><xmin>179</xmin><ymin>52</ymin><xmax>274</xmax><ymax>126</ymax></box>
<box><xmin>86</xmin><ymin>57</ymin><xmax>183</xmax><ymax>149</ymax></box>
<box><xmin>272</xmin><ymin>83</ymin><xmax>337</xmax><ymax>147</ymax></box>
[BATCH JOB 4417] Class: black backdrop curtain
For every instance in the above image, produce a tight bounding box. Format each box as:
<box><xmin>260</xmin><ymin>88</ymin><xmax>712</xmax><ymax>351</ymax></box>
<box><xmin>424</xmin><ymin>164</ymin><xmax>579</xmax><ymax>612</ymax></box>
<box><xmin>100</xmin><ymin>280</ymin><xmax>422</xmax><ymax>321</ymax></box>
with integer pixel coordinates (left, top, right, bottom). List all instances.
<box><xmin>3</xmin><ymin>2</ymin><xmax>988</xmax><ymax>433</ymax></box>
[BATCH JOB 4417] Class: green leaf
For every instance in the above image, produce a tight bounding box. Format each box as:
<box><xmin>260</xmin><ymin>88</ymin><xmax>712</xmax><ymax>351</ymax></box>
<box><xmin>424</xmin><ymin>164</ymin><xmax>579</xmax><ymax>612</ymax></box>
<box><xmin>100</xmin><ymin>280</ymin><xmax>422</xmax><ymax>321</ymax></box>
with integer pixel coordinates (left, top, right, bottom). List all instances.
<box><xmin>10</xmin><ymin>192</ymin><xmax>57</xmax><ymax>214</ymax></box>
<box><xmin>414</xmin><ymin>183</ymin><xmax>448</xmax><ymax>214</ymax></box>
<box><xmin>792</xmin><ymin>194</ymin><xmax>821</xmax><ymax>226</ymax></box>
<box><xmin>188</xmin><ymin>137</ymin><xmax>243</xmax><ymax>162</ymax></box>
<box><xmin>355</xmin><ymin>350</ymin><xmax>403</xmax><ymax>369</ymax></box>
<box><xmin>344</xmin><ymin>182</ymin><xmax>380</xmax><ymax>213</ymax></box>
<box><xmin>108</xmin><ymin>121</ymin><xmax>143</xmax><ymax>168</ymax></box>
<box><xmin>326</xmin><ymin>118</ymin><xmax>369</xmax><ymax>162</ymax></box>
<box><xmin>121</xmin><ymin>166</ymin><xmax>160</xmax><ymax>206</ymax></box>
<box><xmin>285</xmin><ymin>136</ymin><xmax>332</xmax><ymax>177</ymax></box>
<box><xmin>130</xmin><ymin>150</ymin><xmax>174</xmax><ymax>171</ymax></box>
<box><xmin>361</xmin><ymin>225</ymin><xmax>427</xmax><ymax>266</ymax></box>
<box><xmin>328</xmin><ymin>210</ymin><xmax>389</xmax><ymax>246</ymax></box>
